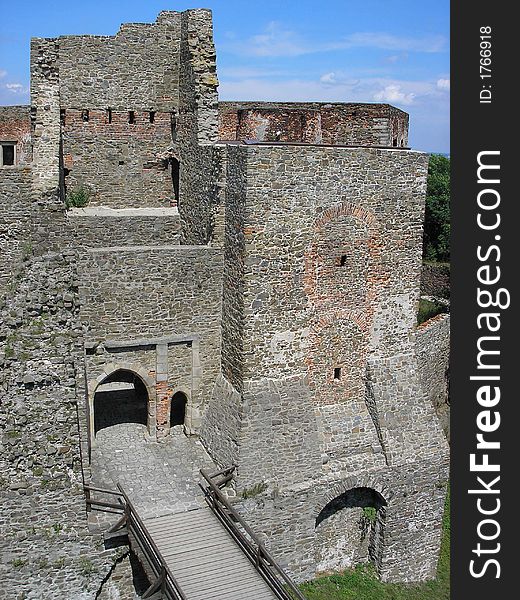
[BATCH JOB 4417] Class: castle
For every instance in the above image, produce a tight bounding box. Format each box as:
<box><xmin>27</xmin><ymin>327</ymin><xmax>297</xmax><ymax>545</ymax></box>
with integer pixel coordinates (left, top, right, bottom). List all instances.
<box><xmin>0</xmin><ymin>9</ymin><xmax>449</xmax><ymax>598</ymax></box>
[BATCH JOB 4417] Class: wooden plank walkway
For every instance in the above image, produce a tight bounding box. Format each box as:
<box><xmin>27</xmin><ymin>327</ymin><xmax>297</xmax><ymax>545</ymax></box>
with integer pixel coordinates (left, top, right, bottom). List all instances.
<box><xmin>143</xmin><ymin>507</ymin><xmax>279</xmax><ymax>600</ymax></box>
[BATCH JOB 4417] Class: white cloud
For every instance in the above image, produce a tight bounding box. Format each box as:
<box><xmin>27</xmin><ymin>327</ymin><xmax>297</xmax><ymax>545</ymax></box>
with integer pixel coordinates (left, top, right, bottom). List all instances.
<box><xmin>223</xmin><ymin>24</ymin><xmax>447</xmax><ymax>58</ymax></box>
<box><xmin>320</xmin><ymin>72</ymin><xmax>337</xmax><ymax>84</ymax></box>
<box><xmin>5</xmin><ymin>83</ymin><xmax>25</xmax><ymax>93</ymax></box>
<box><xmin>336</xmin><ymin>32</ymin><xmax>446</xmax><ymax>53</ymax></box>
<box><xmin>244</xmin><ymin>22</ymin><xmax>308</xmax><ymax>57</ymax></box>
<box><xmin>373</xmin><ymin>84</ymin><xmax>416</xmax><ymax>105</ymax></box>
<box><xmin>437</xmin><ymin>78</ymin><xmax>450</xmax><ymax>91</ymax></box>
<box><xmin>0</xmin><ymin>69</ymin><xmax>6</xmax><ymax>79</ymax></box>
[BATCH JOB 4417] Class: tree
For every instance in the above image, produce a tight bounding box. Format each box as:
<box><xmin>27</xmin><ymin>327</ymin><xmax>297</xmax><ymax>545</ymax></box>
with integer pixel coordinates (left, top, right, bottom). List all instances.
<box><xmin>423</xmin><ymin>154</ymin><xmax>450</xmax><ymax>262</ymax></box>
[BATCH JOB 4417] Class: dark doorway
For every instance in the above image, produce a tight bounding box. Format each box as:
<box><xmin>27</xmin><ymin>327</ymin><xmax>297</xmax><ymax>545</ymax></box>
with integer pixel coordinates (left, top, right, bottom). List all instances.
<box><xmin>170</xmin><ymin>391</ymin><xmax>188</xmax><ymax>427</ymax></box>
<box><xmin>94</xmin><ymin>370</ymin><xmax>148</xmax><ymax>435</ymax></box>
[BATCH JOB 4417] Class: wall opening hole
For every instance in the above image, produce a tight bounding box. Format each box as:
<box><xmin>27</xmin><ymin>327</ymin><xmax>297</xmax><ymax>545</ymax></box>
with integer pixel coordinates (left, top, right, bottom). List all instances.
<box><xmin>128</xmin><ymin>111</ymin><xmax>135</xmax><ymax>124</ymax></box>
<box><xmin>107</xmin><ymin>108</ymin><xmax>112</xmax><ymax>124</ymax></box>
<box><xmin>171</xmin><ymin>157</ymin><xmax>180</xmax><ymax>204</ymax></box>
<box><xmin>334</xmin><ymin>367</ymin><xmax>342</xmax><ymax>380</ymax></box>
<box><xmin>82</xmin><ymin>110</ymin><xmax>89</xmax><ymax>122</ymax></box>
<box><xmin>392</xmin><ymin>137</ymin><xmax>398</xmax><ymax>147</ymax></box>
<box><xmin>149</xmin><ymin>111</ymin><xmax>155</xmax><ymax>123</ymax></box>
<box><xmin>1</xmin><ymin>144</ymin><xmax>15</xmax><ymax>166</ymax></box>
<box><xmin>170</xmin><ymin>392</ymin><xmax>188</xmax><ymax>428</ymax></box>
<box><xmin>339</xmin><ymin>255</ymin><xmax>347</xmax><ymax>267</ymax></box>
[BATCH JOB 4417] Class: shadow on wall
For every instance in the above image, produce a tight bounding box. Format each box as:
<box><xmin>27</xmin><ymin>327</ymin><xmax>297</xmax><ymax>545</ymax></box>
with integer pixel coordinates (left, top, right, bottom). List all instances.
<box><xmin>315</xmin><ymin>487</ymin><xmax>387</xmax><ymax>575</ymax></box>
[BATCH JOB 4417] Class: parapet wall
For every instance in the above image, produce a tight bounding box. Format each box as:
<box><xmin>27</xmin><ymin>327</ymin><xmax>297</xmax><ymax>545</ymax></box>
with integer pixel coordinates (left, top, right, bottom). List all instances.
<box><xmin>218</xmin><ymin>102</ymin><xmax>409</xmax><ymax>147</ymax></box>
<box><xmin>56</xmin><ymin>12</ymin><xmax>182</xmax><ymax>111</ymax></box>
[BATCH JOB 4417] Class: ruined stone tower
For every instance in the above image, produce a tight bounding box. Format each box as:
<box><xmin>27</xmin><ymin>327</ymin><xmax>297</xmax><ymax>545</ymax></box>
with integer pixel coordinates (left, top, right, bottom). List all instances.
<box><xmin>0</xmin><ymin>9</ymin><xmax>448</xmax><ymax>596</ymax></box>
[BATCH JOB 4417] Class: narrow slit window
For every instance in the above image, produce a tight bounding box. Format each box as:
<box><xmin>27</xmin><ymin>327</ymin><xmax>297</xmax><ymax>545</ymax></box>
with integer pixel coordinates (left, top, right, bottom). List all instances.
<box><xmin>334</xmin><ymin>367</ymin><xmax>342</xmax><ymax>380</ymax></box>
<box><xmin>339</xmin><ymin>255</ymin><xmax>347</xmax><ymax>267</ymax></box>
<box><xmin>392</xmin><ymin>137</ymin><xmax>398</xmax><ymax>147</ymax></box>
<box><xmin>149</xmin><ymin>111</ymin><xmax>155</xmax><ymax>123</ymax></box>
<box><xmin>128</xmin><ymin>111</ymin><xmax>135</xmax><ymax>124</ymax></box>
<box><xmin>82</xmin><ymin>109</ymin><xmax>89</xmax><ymax>122</ymax></box>
<box><xmin>107</xmin><ymin>108</ymin><xmax>112</xmax><ymax>124</ymax></box>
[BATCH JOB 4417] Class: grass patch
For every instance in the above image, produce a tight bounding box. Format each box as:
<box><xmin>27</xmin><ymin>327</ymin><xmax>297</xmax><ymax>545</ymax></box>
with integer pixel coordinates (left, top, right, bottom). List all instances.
<box><xmin>300</xmin><ymin>488</ymin><xmax>450</xmax><ymax>600</ymax></box>
<box><xmin>417</xmin><ymin>298</ymin><xmax>448</xmax><ymax>325</ymax></box>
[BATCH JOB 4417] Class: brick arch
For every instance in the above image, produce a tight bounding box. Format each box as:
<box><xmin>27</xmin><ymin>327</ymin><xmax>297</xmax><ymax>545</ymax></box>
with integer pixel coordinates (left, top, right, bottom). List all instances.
<box><xmin>304</xmin><ymin>201</ymin><xmax>388</xmax><ymax>303</ymax></box>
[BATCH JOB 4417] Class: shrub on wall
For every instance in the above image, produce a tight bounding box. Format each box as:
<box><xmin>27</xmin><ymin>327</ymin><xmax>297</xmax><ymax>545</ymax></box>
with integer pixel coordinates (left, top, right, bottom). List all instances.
<box><xmin>65</xmin><ymin>186</ymin><xmax>90</xmax><ymax>209</ymax></box>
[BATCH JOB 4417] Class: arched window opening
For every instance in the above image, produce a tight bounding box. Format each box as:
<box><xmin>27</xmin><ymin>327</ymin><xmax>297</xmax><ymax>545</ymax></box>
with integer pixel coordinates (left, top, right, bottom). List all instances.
<box><xmin>170</xmin><ymin>391</ymin><xmax>188</xmax><ymax>428</ymax></box>
<box><xmin>94</xmin><ymin>369</ymin><xmax>148</xmax><ymax>435</ymax></box>
<box><xmin>315</xmin><ymin>487</ymin><xmax>387</xmax><ymax>574</ymax></box>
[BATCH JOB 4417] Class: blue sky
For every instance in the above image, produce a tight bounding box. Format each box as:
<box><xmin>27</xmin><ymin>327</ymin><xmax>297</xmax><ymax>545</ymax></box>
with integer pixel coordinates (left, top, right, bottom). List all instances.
<box><xmin>0</xmin><ymin>1</ymin><xmax>450</xmax><ymax>152</ymax></box>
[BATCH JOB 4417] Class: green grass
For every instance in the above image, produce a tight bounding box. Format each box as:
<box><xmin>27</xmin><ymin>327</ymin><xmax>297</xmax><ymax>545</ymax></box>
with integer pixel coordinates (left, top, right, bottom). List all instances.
<box><xmin>300</xmin><ymin>488</ymin><xmax>450</xmax><ymax>600</ymax></box>
<box><xmin>417</xmin><ymin>298</ymin><xmax>448</xmax><ymax>325</ymax></box>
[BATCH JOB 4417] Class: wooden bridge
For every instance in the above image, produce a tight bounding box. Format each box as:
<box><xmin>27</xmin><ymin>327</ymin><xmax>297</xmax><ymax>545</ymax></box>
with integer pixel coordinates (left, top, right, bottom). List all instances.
<box><xmin>85</xmin><ymin>467</ymin><xmax>306</xmax><ymax>600</ymax></box>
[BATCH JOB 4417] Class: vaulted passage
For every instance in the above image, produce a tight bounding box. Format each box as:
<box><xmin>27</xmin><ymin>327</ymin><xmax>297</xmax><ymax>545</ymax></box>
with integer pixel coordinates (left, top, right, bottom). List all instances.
<box><xmin>170</xmin><ymin>391</ymin><xmax>188</xmax><ymax>427</ymax></box>
<box><xmin>315</xmin><ymin>487</ymin><xmax>387</xmax><ymax>575</ymax></box>
<box><xmin>94</xmin><ymin>369</ymin><xmax>148</xmax><ymax>435</ymax></box>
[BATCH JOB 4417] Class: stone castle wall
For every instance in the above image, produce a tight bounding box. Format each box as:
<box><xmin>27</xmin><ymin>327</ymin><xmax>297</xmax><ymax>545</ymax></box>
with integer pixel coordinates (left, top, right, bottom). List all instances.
<box><xmin>203</xmin><ymin>143</ymin><xmax>448</xmax><ymax>583</ymax></box>
<box><xmin>0</xmin><ymin>6</ymin><xmax>449</xmax><ymax>595</ymax></box>
<box><xmin>415</xmin><ymin>313</ymin><xmax>450</xmax><ymax>439</ymax></box>
<box><xmin>62</xmin><ymin>109</ymin><xmax>176</xmax><ymax>208</ymax></box>
<box><xmin>0</xmin><ymin>105</ymin><xmax>32</xmax><ymax>165</ymax></box>
<box><xmin>219</xmin><ymin>102</ymin><xmax>409</xmax><ymax>147</ymax></box>
<box><xmin>0</xmin><ymin>166</ymin><xmax>32</xmax><ymax>292</ymax></box>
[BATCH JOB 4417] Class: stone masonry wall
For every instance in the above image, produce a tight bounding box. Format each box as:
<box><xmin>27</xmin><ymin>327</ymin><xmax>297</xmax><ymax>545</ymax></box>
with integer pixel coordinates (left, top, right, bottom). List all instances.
<box><xmin>0</xmin><ymin>251</ymin><xmax>126</xmax><ymax>598</ymax></box>
<box><xmin>0</xmin><ymin>105</ymin><xmax>32</xmax><ymax>165</ymax></box>
<box><xmin>219</xmin><ymin>102</ymin><xmax>409</xmax><ymax>147</ymax></box>
<box><xmin>0</xmin><ymin>167</ymin><xmax>32</xmax><ymax>293</ymax></box>
<box><xmin>177</xmin><ymin>9</ymin><xmax>224</xmax><ymax>246</ymax></box>
<box><xmin>62</xmin><ymin>109</ymin><xmax>176</xmax><ymax>208</ymax></box>
<box><xmin>206</xmin><ymin>144</ymin><xmax>448</xmax><ymax>583</ymax></box>
<box><xmin>57</xmin><ymin>12</ymin><xmax>181</xmax><ymax>111</ymax></box>
<box><xmin>79</xmin><ymin>245</ymin><xmax>223</xmax><ymax>435</ymax></box>
<box><xmin>415</xmin><ymin>313</ymin><xmax>450</xmax><ymax>440</ymax></box>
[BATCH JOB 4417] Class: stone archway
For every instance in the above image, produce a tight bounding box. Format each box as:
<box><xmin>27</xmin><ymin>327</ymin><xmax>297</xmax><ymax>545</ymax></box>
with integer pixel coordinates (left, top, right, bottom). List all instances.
<box><xmin>93</xmin><ymin>369</ymin><xmax>149</xmax><ymax>435</ymax></box>
<box><xmin>87</xmin><ymin>363</ymin><xmax>156</xmax><ymax>446</ymax></box>
<box><xmin>313</xmin><ymin>476</ymin><xmax>391</xmax><ymax>576</ymax></box>
<box><xmin>170</xmin><ymin>390</ymin><xmax>188</xmax><ymax>429</ymax></box>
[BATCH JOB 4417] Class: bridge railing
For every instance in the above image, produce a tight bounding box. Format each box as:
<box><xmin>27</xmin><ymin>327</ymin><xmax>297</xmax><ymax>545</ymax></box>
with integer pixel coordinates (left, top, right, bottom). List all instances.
<box><xmin>199</xmin><ymin>466</ymin><xmax>307</xmax><ymax>600</ymax></box>
<box><xmin>83</xmin><ymin>484</ymin><xmax>187</xmax><ymax>600</ymax></box>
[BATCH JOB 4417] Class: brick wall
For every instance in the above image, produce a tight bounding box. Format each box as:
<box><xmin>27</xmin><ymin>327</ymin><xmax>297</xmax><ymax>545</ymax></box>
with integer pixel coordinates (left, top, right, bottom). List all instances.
<box><xmin>0</xmin><ymin>106</ymin><xmax>32</xmax><ymax>165</ymax></box>
<box><xmin>218</xmin><ymin>102</ymin><xmax>409</xmax><ymax>147</ymax></box>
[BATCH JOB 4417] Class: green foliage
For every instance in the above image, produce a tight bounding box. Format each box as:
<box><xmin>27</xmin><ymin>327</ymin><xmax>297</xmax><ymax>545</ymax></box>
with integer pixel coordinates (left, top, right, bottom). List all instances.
<box><xmin>78</xmin><ymin>557</ymin><xmax>96</xmax><ymax>575</ymax></box>
<box><xmin>65</xmin><ymin>186</ymin><xmax>90</xmax><ymax>209</ymax></box>
<box><xmin>417</xmin><ymin>298</ymin><xmax>448</xmax><ymax>325</ymax></box>
<box><xmin>241</xmin><ymin>482</ymin><xmax>268</xmax><ymax>499</ymax></box>
<box><xmin>423</xmin><ymin>155</ymin><xmax>450</xmax><ymax>262</ymax></box>
<box><xmin>300</xmin><ymin>487</ymin><xmax>450</xmax><ymax>600</ymax></box>
<box><xmin>12</xmin><ymin>558</ymin><xmax>26</xmax><ymax>569</ymax></box>
<box><xmin>362</xmin><ymin>507</ymin><xmax>377</xmax><ymax>524</ymax></box>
